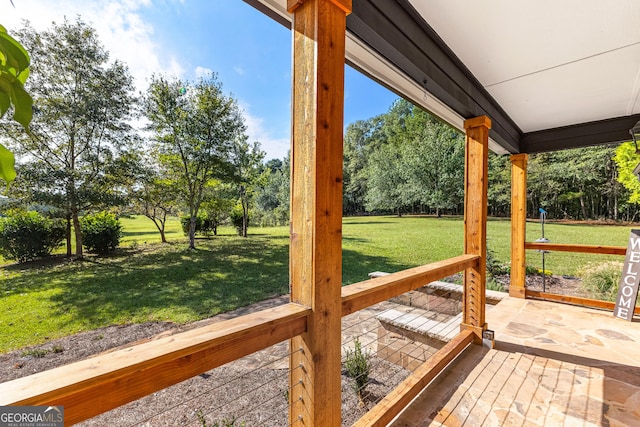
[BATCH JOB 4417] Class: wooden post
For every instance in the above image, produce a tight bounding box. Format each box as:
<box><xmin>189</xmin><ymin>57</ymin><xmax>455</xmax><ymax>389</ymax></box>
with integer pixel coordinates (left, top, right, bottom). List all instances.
<box><xmin>510</xmin><ymin>153</ymin><xmax>528</xmax><ymax>298</ymax></box>
<box><xmin>288</xmin><ymin>0</ymin><xmax>351</xmax><ymax>425</ymax></box>
<box><xmin>461</xmin><ymin>116</ymin><xmax>491</xmax><ymax>343</ymax></box>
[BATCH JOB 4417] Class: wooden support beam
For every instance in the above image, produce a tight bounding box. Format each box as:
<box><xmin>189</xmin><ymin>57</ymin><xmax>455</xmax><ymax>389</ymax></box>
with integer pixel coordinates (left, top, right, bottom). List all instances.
<box><xmin>288</xmin><ymin>0</ymin><xmax>351</xmax><ymax>425</ymax></box>
<box><xmin>524</xmin><ymin>242</ymin><xmax>626</xmax><ymax>255</ymax></box>
<box><xmin>352</xmin><ymin>329</ymin><xmax>475</xmax><ymax>427</ymax></box>
<box><xmin>0</xmin><ymin>303</ymin><xmax>310</xmax><ymax>426</ymax></box>
<box><xmin>341</xmin><ymin>254</ymin><xmax>479</xmax><ymax>316</ymax></box>
<box><xmin>510</xmin><ymin>153</ymin><xmax>528</xmax><ymax>298</ymax></box>
<box><xmin>461</xmin><ymin>116</ymin><xmax>491</xmax><ymax>343</ymax></box>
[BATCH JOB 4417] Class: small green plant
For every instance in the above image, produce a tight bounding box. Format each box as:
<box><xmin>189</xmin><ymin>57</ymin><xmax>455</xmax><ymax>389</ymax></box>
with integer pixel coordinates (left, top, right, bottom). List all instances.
<box><xmin>525</xmin><ymin>264</ymin><xmax>539</xmax><ymax>275</ymax></box>
<box><xmin>579</xmin><ymin>261</ymin><xmax>624</xmax><ymax>302</ymax></box>
<box><xmin>486</xmin><ymin>279</ymin><xmax>505</xmax><ymax>292</ymax></box>
<box><xmin>129</xmin><ymin>240</ymin><xmax>139</xmax><ymax>251</ymax></box>
<box><xmin>485</xmin><ymin>244</ymin><xmax>508</xmax><ymax>292</ymax></box>
<box><xmin>195</xmin><ymin>410</ymin><xmax>244</xmax><ymax>427</ymax></box>
<box><xmin>81</xmin><ymin>211</ymin><xmax>122</xmax><ymax>254</ymax></box>
<box><xmin>21</xmin><ymin>348</ymin><xmax>49</xmax><ymax>358</ymax></box>
<box><xmin>20</xmin><ymin>345</ymin><xmax>64</xmax><ymax>358</ymax></box>
<box><xmin>486</xmin><ymin>245</ymin><xmax>509</xmax><ymax>279</ymax></box>
<box><xmin>344</xmin><ymin>337</ymin><xmax>371</xmax><ymax>402</ymax></box>
<box><xmin>0</xmin><ymin>210</ymin><xmax>65</xmax><ymax>262</ymax></box>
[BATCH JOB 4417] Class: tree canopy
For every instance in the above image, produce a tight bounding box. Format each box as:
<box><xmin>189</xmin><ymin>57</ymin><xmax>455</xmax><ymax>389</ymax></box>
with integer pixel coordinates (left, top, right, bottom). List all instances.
<box><xmin>1</xmin><ymin>18</ymin><xmax>137</xmax><ymax>258</ymax></box>
<box><xmin>143</xmin><ymin>73</ymin><xmax>251</xmax><ymax>249</ymax></box>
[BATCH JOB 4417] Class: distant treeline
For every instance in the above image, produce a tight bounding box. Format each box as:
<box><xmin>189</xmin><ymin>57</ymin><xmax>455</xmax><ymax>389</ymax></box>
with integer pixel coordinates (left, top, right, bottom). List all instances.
<box><xmin>257</xmin><ymin>99</ymin><xmax>640</xmax><ymax>223</ymax></box>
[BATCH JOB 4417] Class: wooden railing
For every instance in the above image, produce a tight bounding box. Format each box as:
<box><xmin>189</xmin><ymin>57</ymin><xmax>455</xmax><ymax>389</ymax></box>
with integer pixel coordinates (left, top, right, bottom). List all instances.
<box><xmin>0</xmin><ymin>254</ymin><xmax>479</xmax><ymax>426</ymax></box>
<box><xmin>522</xmin><ymin>241</ymin><xmax>637</xmax><ymax>312</ymax></box>
<box><xmin>524</xmin><ymin>242</ymin><xmax>626</xmax><ymax>255</ymax></box>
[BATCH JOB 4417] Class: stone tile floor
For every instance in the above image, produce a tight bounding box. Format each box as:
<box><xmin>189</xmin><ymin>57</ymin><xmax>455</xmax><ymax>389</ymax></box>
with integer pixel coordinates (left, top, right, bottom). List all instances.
<box><xmin>390</xmin><ymin>297</ymin><xmax>640</xmax><ymax>427</ymax></box>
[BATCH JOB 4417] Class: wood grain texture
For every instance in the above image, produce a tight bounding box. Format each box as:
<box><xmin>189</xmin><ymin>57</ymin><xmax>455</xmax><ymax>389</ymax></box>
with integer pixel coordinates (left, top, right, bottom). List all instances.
<box><xmin>524</xmin><ymin>242</ymin><xmax>626</xmax><ymax>255</ymax></box>
<box><xmin>352</xmin><ymin>329</ymin><xmax>474</xmax><ymax>427</ymax></box>
<box><xmin>341</xmin><ymin>254</ymin><xmax>479</xmax><ymax>316</ymax></box>
<box><xmin>0</xmin><ymin>303</ymin><xmax>310</xmax><ymax>425</ymax></box>
<box><xmin>289</xmin><ymin>0</ymin><xmax>350</xmax><ymax>424</ymax></box>
<box><xmin>510</xmin><ymin>153</ymin><xmax>528</xmax><ymax>298</ymax></box>
<box><xmin>288</xmin><ymin>0</ymin><xmax>351</xmax><ymax>13</ymax></box>
<box><xmin>462</xmin><ymin>117</ymin><xmax>491</xmax><ymax>340</ymax></box>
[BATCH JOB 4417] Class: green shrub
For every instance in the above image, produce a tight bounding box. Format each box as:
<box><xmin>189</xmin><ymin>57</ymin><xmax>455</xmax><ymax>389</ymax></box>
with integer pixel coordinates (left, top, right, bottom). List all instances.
<box><xmin>0</xmin><ymin>210</ymin><xmax>65</xmax><ymax>262</ymax></box>
<box><xmin>344</xmin><ymin>337</ymin><xmax>371</xmax><ymax>401</ymax></box>
<box><xmin>180</xmin><ymin>213</ymin><xmax>217</xmax><ymax>236</ymax></box>
<box><xmin>486</xmin><ymin>246</ymin><xmax>509</xmax><ymax>278</ymax></box>
<box><xmin>486</xmin><ymin>279</ymin><xmax>506</xmax><ymax>292</ymax></box>
<box><xmin>230</xmin><ymin>204</ymin><xmax>247</xmax><ymax>236</ymax></box>
<box><xmin>579</xmin><ymin>261</ymin><xmax>624</xmax><ymax>302</ymax></box>
<box><xmin>81</xmin><ymin>211</ymin><xmax>122</xmax><ymax>254</ymax></box>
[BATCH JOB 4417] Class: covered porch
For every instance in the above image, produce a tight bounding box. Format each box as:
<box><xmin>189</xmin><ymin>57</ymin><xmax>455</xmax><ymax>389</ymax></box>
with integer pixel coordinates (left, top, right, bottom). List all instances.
<box><xmin>2</xmin><ymin>0</ymin><xmax>640</xmax><ymax>425</ymax></box>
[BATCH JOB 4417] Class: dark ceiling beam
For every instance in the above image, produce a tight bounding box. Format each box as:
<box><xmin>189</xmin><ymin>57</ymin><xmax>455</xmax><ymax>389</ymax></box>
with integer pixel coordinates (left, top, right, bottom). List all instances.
<box><xmin>347</xmin><ymin>0</ymin><xmax>522</xmax><ymax>153</ymax></box>
<box><xmin>521</xmin><ymin>114</ymin><xmax>640</xmax><ymax>154</ymax></box>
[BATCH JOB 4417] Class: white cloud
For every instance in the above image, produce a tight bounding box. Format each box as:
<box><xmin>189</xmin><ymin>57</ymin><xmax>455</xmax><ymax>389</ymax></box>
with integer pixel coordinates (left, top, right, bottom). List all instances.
<box><xmin>2</xmin><ymin>0</ymin><xmax>184</xmax><ymax>91</ymax></box>
<box><xmin>194</xmin><ymin>66</ymin><xmax>213</xmax><ymax>79</ymax></box>
<box><xmin>233</xmin><ymin>66</ymin><xmax>246</xmax><ymax>76</ymax></box>
<box><xmin>240</xmin><ymin>103</ymin><xmax>290</xmax><ymax>161</ymax></box>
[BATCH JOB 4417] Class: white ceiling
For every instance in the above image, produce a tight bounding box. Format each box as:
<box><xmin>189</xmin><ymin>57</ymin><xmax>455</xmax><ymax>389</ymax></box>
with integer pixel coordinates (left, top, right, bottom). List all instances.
<box><xmin>409</xmin><ymin>0</ymin><xmax>640</xmax><ymax>133</ymax></box>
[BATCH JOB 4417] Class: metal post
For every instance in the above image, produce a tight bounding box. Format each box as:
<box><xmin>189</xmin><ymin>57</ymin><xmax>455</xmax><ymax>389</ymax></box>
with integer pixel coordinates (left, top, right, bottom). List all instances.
<box><xmin>535</xmin><ymin>208</ymin><xmax>549</xmax><ymax>292</ymax></box>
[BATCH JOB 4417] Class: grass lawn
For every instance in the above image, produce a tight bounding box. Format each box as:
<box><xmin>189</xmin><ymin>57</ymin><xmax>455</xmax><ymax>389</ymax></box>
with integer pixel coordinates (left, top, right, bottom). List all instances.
<box><xmin>0</xmin><ymin>215</ymin><xmax>634</xmax><ymax>353</ymax></box>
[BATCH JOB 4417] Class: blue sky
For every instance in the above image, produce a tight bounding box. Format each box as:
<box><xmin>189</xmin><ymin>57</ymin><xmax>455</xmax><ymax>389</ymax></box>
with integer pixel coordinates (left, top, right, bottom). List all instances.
<box><xmin>1</xmin><ymin>0</ymin><xmax>399</xmax><ymax>160</ymax></box>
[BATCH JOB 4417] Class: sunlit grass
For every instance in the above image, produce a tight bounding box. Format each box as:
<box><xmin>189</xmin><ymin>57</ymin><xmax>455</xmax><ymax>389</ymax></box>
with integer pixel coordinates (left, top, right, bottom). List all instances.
<box><xmin>0</xmin><ymin>214</ymin><xmax>634</xmax><ymax>352</ymax></box>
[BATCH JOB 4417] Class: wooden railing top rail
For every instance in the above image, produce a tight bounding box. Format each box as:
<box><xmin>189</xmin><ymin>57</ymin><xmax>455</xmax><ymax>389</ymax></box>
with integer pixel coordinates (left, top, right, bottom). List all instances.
<box><xmin>0</xmin><ymin>303</ymin><xmax>310</xmax><ymax>425</ymax></box>
<box><xmin>341</xmin><ymin>254</ymin><xmax>480</xmax><ymax>316</ymax></box>
<box><xmin>525</xmin><ymin>290</ymin><xmax>640</xmax><ymax>315</ymax></box>
<box><xmin>524</xmin><ymin>242</ymin><xmax>626</xmax><ymax>255</ymax></box>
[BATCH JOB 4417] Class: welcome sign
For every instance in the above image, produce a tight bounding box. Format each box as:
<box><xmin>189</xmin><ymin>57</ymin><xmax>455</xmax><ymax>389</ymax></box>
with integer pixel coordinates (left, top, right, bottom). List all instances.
<box><xmin>614</xmin><ymin>229</ymin><xmax>640</xmax><ymax>321</ymax></box>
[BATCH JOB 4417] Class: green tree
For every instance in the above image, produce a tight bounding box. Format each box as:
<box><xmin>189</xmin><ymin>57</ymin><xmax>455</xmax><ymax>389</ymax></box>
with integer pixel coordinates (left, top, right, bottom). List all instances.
<box><xmin>343</xmin><ymin>116</ymin><xmax>385</xmax><ymax>215</ymax></box>
<box><xmin>363</xmin><ymin>99</ymin><xmax>464</xmax><ymax>216</ymax></box>
<box><xmin>1</xmin><ymin>19</ymin><xmax>137</xmax><ymax>258</ymax></box>
<box><xmin>615</xmin><ymin>141</ymin><xmax>640</xmax><ymax>218</ymax></box>
<box><xmin>365</xmin><ymin>142</ymin><xmax>408</xmax><ymax>215</ymax></box>
<box><xmin>0</xmin><ymin>23</ymin><xmax>32</xmax><ymax>185</ymax></box>
<box><xmin>232</xmin><ymin>138</ymin><xmax>264</xmax><ymax>237</ymax></box>
<box><xmin>255</xmin><ymin>154</ymin><xmax>290</xmax><ymax>226</ymax></box>
<box><xmin>401</xmin><ymin>119</ymin><xmax>464</xmax><ymax>216</ymax></box>
<box><xmin>143</xmin><ymin>73</ymin><xmax>245</xmax><ymax>249</ymax></box>
<box><xmin>132</xmin><ymin>158</ymin><xmax>177</xmax><ymax>243</ymax></box>
<box><xmin>200</xmin><ymin>180</ymin><xmax>235</xmax><ymax>236</ymax></box>
<box><xmin>487</xmin><ymin>153</ymin><xmax>511</xmax><ymax>217</ymax></box>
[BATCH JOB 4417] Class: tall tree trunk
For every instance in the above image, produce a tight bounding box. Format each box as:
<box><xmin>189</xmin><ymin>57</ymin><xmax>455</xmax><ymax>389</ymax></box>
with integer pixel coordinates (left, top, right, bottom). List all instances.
<box><xmin>65</xmin><ymin>213</ymin><xmax>72</xmax><ymax>258</ymax></box>
<box><xmin>579</xmin><ymin>195</ymin><xmax>588</xmax><ymax>220</ymax></box>
<box><xmin>189</xmin><ymin>216</ymin><xmax>196</xmax><ymax>250</ymax></box>
<box><xmin>242</xmin><ymin>198</ymin><xmax>248</xmax><ymax>238</ymax></box>
<box><xmin>71</xmin><ymin>206</ymin><xmax>83</xmax><ymax>259</ymax></box>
